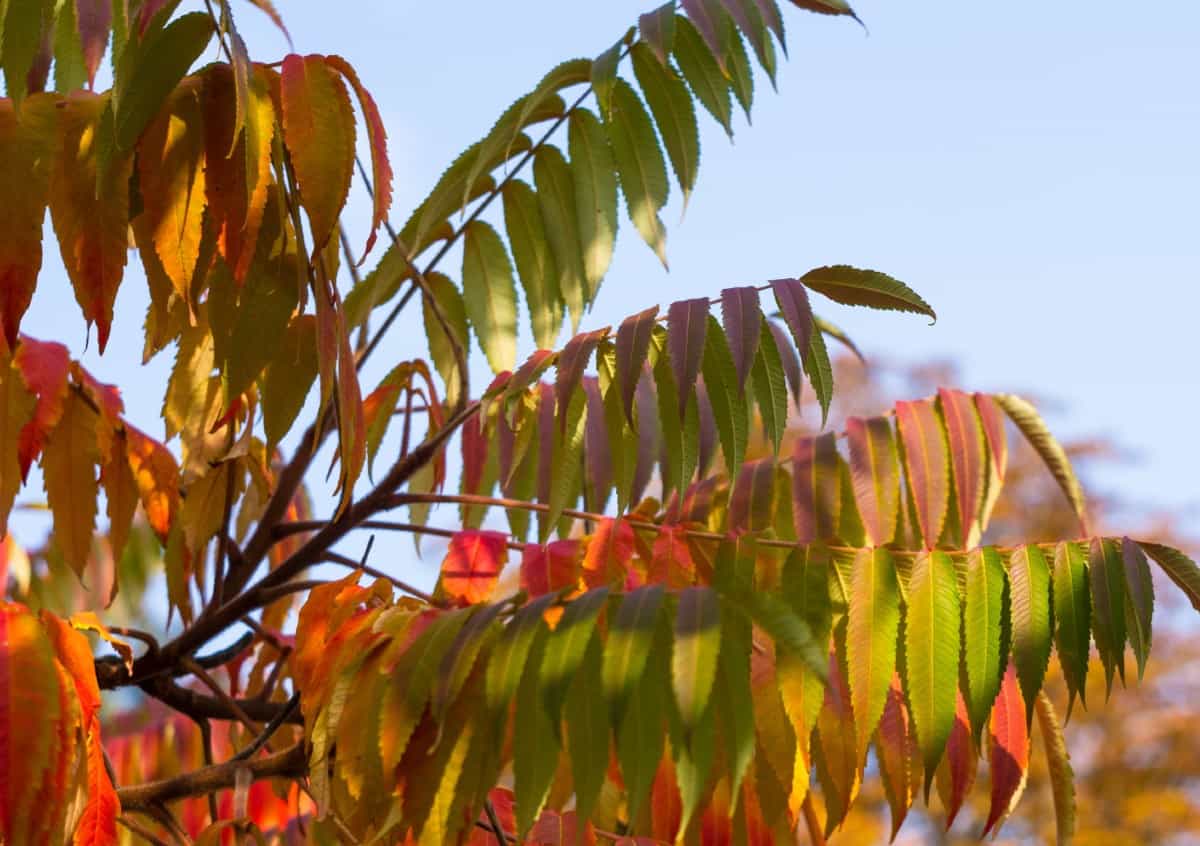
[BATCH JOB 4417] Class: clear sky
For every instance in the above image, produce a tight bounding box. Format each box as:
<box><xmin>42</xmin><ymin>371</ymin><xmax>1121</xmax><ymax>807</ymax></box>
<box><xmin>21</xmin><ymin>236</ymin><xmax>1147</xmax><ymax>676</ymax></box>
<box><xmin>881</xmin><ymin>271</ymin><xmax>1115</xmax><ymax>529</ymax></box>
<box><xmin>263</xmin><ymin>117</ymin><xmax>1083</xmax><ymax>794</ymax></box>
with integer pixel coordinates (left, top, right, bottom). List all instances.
<box><xmin>17</xmin><ymin>2</ymin><xmax>1200</xmax><ymax>571</ymax></box>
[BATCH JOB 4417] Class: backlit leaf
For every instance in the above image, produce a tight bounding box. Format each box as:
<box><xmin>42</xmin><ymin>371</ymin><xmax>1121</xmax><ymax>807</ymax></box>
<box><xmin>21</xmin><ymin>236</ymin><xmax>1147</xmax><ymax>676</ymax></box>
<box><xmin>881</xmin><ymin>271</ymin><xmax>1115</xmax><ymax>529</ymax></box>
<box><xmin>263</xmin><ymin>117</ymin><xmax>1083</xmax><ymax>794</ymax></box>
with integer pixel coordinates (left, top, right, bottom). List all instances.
<box><xmin>439</xmin><ymin>530</ymin><xmax>509</xmax><ymax>606</ymax></box>
<box><xmin>672</xmin><ymin>15</ymin><xmax>734</xmax><ymax>137</ymax></box>
<box><xmin>701</xmin><ymin>314</ymin><xmax>748</xmax><ymax>474</ymax></box>
<box><xmin>995</xmin><ymin>393</ymin><xmax>1089</xmax><ymax>534</ymax></box>
<box><xmin>603</xmin><ymin>585</ymin><xmax>665</xmax><ymax>725</ymax></box>
<box><xmin>666</xmin><ymin>297</ymin><xmax>709</xmax><ymax>420</ymax></box>
<box><xmin>124</xmin><ymin>424</ymin><xmax>180</xmax><ymax>543</ymax></box>
<box><xmin>1008</xmin><ymin>544</ymin><xmax>1051</xmax><ymax>722</ymax></box>
<box><xmin>750</xmin><ymin>319</ymin><xmax>788</xmax><ymax>454</ymax></box>
<box><xmin>631</xmin><ymin>42</ymin><xmax>700</xmax><ymax>206</ymax></box>
<box><xmin>606</xmin><ymin>78</ymin><xmax>669</xmax><ymax>265</ymax></box>
<box><xmin>791</xmin><ymin>432</ymin><xmax>840</xmax><ymax>542</ymax></box>
<box><xmin>1052</xmin><ymin>541</ymin><xmax>1090</xmax><ymax>713</ymax></box>
<box><xmin>422</xmin><ymin>271</ymin><xmax>470</xmax><ymax>407</ymax></box>
<box><xmin>938</xmin><ymin>387</ymin><xmax>986</xmax><ymax>546</ymax></box>
<box><xmin>934</xmin><ymin>690</ymin><xmax>977</xmax><ymax>828</ymax></box>
<box><xmin>904</xmin><ymin>550</ymin><xmax>961</xmax><ymax>793</ymax></box>
<box><xmin>846</xmin><ymin>548</ymin><xmax>900</xmax><ymax>760</ymax></box>
<box><xmin>41</xmin><ymin>392</ymin><xmax>99</xmax><ymax>579</ymax></box>
<box><xmin>799</xmin><ymin>265</ymin><xmax>934</xmax><ymax>320</ymax></box>
<box><xmin>533</xmin><ymin>145</ymin><xmax>587</xmax><ymax>327</ymax></box>
<box><xmin>803</xmin><ymin>315</ymin><xmax>834</xmax><ymax>425</ymax></box>
<box><xmin>673</xmin><ymin>586</ymin><xmax>721</xmax><ymax>731</ymax></box>
<box><xmin>280</xmin><ymin>53</ymin><xmax>356</xmax><ymax>252</ymax></box>
<box><xmin>540</xmin><ymin>587</ymin><xmax>610</xmax><ymax>731</ymax></box>
<box><xmin>616</xmin><ymin>306</ymin><xmax>659</xmax><ymax>425</ymax></box>
<box><xmin>639</xmin><ymin>3</ymin><xmax>677</xmax><ymax>64</ymax></box>
<box><xmin>895</xmin><ymin>398</ymin><xmax>949</xmax><ymax>549</ymax></box>
<box><xmin>983</xmin><ymin>662</ymin><xmax>1029</xmax><ymax>838</ymax></box>
<box><xmin>462</xmin><ymin>220</ymin><xmax>518</xmax><ymax>374</ymax></box>
<box><xmin>876</xmin><ymin>673</ymin><xmax>919</xmax><ymax>840</ymax></box>
<box><xmin>964</xmin><ymin>547</ymin><xmax>1006</xmax><ymax>741</ymax></box>
<box><xmin>1121</xmin><ymin>536</ymin><xmax>1154</xmax><ymax>680</ymax></box>
<box><xmin>1137</xmin><ymin>539</ymin><xmax>1200</xmax><ymax>613</ymax></box>
<box><xmin>0</xmin><ymin>361</ymin><xmax>35</xmax><ymax>536</ymax></box>
<box><xmin>1034</xmin><ymin>691</ymin><xmax>1076</xmax><ymax>846</ymax></box>
<box><xmin>503</xmin><ymin>180</ymin><xmax>562</xmax><ymax>349</ymax></box>
<box><xmin>845</xmin><ymin>416</ymin><xmax>900</xmax><ymax>547</ymax></box>
<box><xmin>814</xmin><ymin>652</ymin><xmax>858</xmax><ymax>834</ymax></box>
<box><xmin>1088</xmin><ymin>537</ymin><xmax>1126</xmax><ymax>695</ymax></box>
<box><xmin>568</xmin><ymin>108</ymin><xmax>618</xmax><ymax>302</ymax></box>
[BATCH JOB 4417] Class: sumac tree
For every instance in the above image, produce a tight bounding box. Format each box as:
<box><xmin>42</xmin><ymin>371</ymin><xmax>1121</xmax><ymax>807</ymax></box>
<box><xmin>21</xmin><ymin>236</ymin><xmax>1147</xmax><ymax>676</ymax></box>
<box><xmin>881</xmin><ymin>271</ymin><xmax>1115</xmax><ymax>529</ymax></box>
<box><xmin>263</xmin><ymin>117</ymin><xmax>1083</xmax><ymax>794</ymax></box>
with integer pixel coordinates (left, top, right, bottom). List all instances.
<box><xmin>0</xmin><ymin>1</ymin><xmax>1196</xmax><ymax>845</ymax></box>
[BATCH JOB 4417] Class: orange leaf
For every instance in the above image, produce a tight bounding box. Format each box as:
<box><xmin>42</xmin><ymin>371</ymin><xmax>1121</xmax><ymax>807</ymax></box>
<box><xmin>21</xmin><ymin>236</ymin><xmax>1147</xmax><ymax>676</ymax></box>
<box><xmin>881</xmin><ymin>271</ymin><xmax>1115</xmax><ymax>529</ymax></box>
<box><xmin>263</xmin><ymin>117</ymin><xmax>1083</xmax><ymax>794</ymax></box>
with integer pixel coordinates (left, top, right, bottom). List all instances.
<box><xmin>0</xmin><ymin>97</ymin><xmax>55</xmax><ymax>355</ymax></box>
<box><xmin>527</xmin><ymin>810</ymin><xmax>596</xmax><ymax>846</ymax></box>
<box><xmin>581</xmin><ymin>518</ymin><xmax>635</xmax><ymax>588</ymax></box>
<box><xmin>0</xmin><ymin>602</ymin><xmax>73</xmax><ymax>844</ymax></box>
<box><xmin>14</xmin><ymin>336</ymin><xmax>70</xmax><ymax>478</ymax></box>
<box><xmin>325</xmin><ymin>55</ymin><xmax>392</xmax><ymax>261</ymax></box>
<box><xmin>42</xmin><ymin>392</ymin><xmax>100</xmax><ymax>579</ymax></box>
<box><xmin>137</xmin><ymin>77</ymin><xmax>207</xmax><ymax>299</ymax></box>
<box><xmin>814</xmin><ymin>653</ymin><xmax>860</xmax><ymax>835</ymax></box>
<box><xmin>99</xmin><ymin>434</ymin><xmax>138</xmax><ymax>574</ymax></box>
<box><xmin>40</xmin><ymin>611</ymin><xmax>101</xmax><ymax>725</ymax></box>
<box><xmin>648</xmin><ymin>525</ymin><xmax>696</xmax><ymax>588</ymax></box>
<box><xmin>875</xmin><ymin>672</ymin><xmax>919</xmax><ymax>840</ymax></box>
<box><xmin>440</xmin><ymin>530</ymin><xmax>508</xmax><ymax>605</ymax></box>
<box><xmin>983</xmin><ymin>662</ymin><xmax>1029</xmax><ymax>837</ymax></box>
<box><xmin>124</xmin><ymin>424</ymin><xmax>181</xmax><ymax>543</ymax></box>
<box><xmin>73</xmin><ymin>721</ymin><xmax>119</xmax><ymax>846</ymax></box>
<box><xmin>47</xmin><ymin>93</ymin><xmax>131</xmax><ymax>353</ymax></box>
<box><xmin>72</xmin><ymin>364</ymin><xmax>124</xmax><ymax>462</ymax></box>
<box><xmin>280</xmin><ymin>53</ymin><xmax>356</xmax><ymax>253</ymax></box>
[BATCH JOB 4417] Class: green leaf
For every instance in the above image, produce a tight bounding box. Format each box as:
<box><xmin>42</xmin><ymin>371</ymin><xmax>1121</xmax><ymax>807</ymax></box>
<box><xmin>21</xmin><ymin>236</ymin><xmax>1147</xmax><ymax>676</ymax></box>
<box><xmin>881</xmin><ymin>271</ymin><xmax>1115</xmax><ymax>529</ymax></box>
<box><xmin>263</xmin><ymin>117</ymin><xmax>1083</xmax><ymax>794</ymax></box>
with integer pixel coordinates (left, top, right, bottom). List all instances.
<box><xmin>653</xmin><ymin>338</ymin><xmax>700</xmax><ymax>499</ymax></box>
<box><xmin>568</xmin><ymin>108</ymin><xmax>619</xmax><ymax>302</ymax></box>
<box><xmin>605</xmin><ymin>78</ymin><xmax>669</xmax><ymax>265</ymax></box>
<box><xmin>533</xmin><ymin>144</ymin><xmax>588</xmax><ymax>329</ymax></box>
<box><xmin>1052</xmin><ymin>541</ymin><xmax>1090</xmax><ymax>714</ymax></box>
<box><xmin>502</xmin><ymin>179</ymin><xmax>562</xmax><ymax>349</ymax></box>
<box><xmin>791</xmin><ymin>0</ymin><xmax>860</xmax><ymax>18</ymax></box>
<box><xmin>420</xmin><ymin>271</ymin><xmax>469</xmax><ymax>408</ymax></box>
<box><xmin>803</xmin><ymin>317</ymin><xmax>834</xmax><ymax>426</ymax></box>
<box><xmin>751</xmin><ymin>317</ymin><xmax>788</xmax><ymax>454</ymax></box>
<box><xmin>631</xmin><ymin>42</ymin><xmax>701</xmax><ymax>207</ymax></box>
<box><xmin>514</xmin><ymin>631</ymin><xmax>559</xmax><ymax>838</ymax></box>
<box><xmin>994</xmin><ymin>393</ymin><xmax>1089</xmax><ymax>534</ymax></box>
<box><xmin>113</xmin><ymin>12</ymin><xmax>215</xmax><ymax>150</ymax></box>
<box><xmin>52</xmin><ymin>0</ymin><xmax>88</xmax><ymax>92</ymax></box>
<box><xmin>1121</xmin><ymin>537</ymin><xmax>1154</xmax><ymax>680</ymax></box>
<box><xmin>1034</xmin><ymin>692</ymin><xmax>1077</xmax><ymax>846</ymax></box>
<box><xmin>602</xmin><ymin>584</ymin><xmax>665</xmax><ymax>724</ymax></box>
<box><xmin>544</xmin><ymin>383</ymin><xmax>587</xmax><ymax>539</ymax></box>
<box><xmin>432</xmin><ymin>602</ymin><xmax>505</xmax><ymax>720</ymax></box>
<box><xmin>262</xmin><ymin>315</ymin><xmax>318</xmax><ymax>448</ymax></box>
<box><xmin>673</xmin><ymin>586</ymin><xmax>722</xmax><ymax>731</ymax></box>
<box><xmin>964</xmin><ymin>547</ymin><xmax>1007</xmax><ymax>741</ymax></box>
<box><xmin>723</xmin><ymin>0</ymin><xmax>778</xmax><ymax>85</ymax></box>
<box><xmin>799</xmin><ymin>265</ymin><xmax>935</xmax><ymax>321</ymax></box>
<box><xmin>2</xmin><ymin>0</ymin><xmax>46</xmax><ymax>107</ymax></box>
<box><xmin>565</xmin><ymin>634</ymin><xmax>608</xmax><ymax>825</ymax></box>
<box><xmin>616</xmin><ymin>617</ymin><xmax>668</xmax><ymax>822</ymax></box>
<box><xmin>1088</xmin><ymin>538</ymin><xmax>1126</xmax><ymax>696</ymax></box>
<box><xmin>1009</xmin><ymin>544</ymin><xmax>1051</xmax><ymax>722</ymax></box>
<box><xmin>716</xmin><ymin>596</ymin><xmax>756</xmax><ymax>795</ymax></box>
<box><xmin>484</xmin><ymin>593</ymin><xmax>556</xmax><ymax>730</ymax></box>
<box><xmin>720</xmin><ymin>584</ymin><xmax>826</xmax><ymax>678</ymax></box>
<box><xmin>672</xmin><ymin>15</ymin><xmax>735</xmax><ymax>137</ymax></box>
<box><xmin>722</xmin><ymin>16</ymin><xmax>755</xmax><ymax>118</ymax></box>
<box><xmin>846</xmin><ymin>548</ymin><xmax>901</xmax><ymax>761</ymax></box>
<box><xmin>701</xmin><ymin>314</ymin><xmax>748</xmax><ymax>473</ymax></box>
<box><xmin>591</xmin><ymin>41</ymin><xmax>622</xmax><ymax>118</ymax></box>
<box><xmin>1137</xmin><ymin>540</ymin><xmax>1200</xmax><ymax>613</ymax></box>
<box><xmin>638</xmin><ymin>3</ymin><xmax>677</xmax><ymax>64</ymax></box>
<box><xmin>904</xmin><ymin>550</ymin><xmax>961</xmax><ymax>794</ymax></box>
<box><xmin>461</xmin><ymin>220</ymin><xmax>518</xmax><ymax>373</ymax></box>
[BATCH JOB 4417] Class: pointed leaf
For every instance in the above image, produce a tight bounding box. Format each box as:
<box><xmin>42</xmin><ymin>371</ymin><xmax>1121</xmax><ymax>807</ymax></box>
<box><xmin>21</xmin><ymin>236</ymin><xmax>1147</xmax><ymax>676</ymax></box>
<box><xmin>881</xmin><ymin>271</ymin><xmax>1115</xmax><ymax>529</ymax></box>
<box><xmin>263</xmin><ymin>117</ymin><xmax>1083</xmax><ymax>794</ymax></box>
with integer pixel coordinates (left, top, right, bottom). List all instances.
<box><xmin>462</xmin><ymin>220</ymin><xmax>518</xmax><ymax>374</ymax></box>
<box><xmin>541</xmin><ymin>587</ymin><xmax>609</xmax><ymax>731</ymax></box>
<box><xmin>800</xmin><ymin>265</ymin><xmax>934</xmax><ymax>319</ymax></box>
<box><xmin>42</xmin><ymin>393</ymin><xmax>99</xmax><ymax>578</ymax></box>
<box><xmin>673</xmin><ymin>586</ymin><xmax>722</xmax><ymax>731</ymax></box>
<box><xmin>603</xmin><ymin>585</ymin><xmax>665</xmax><ymax>725</ymax></box>
<box><xmin>983</xmin><ymin>662</ymin><xmax>1029</xmax><ymax>838</ymax></box>
<box><xmin>616</xmin><ymin>306</ymin><xmax>659</xmax><ymax>425</ymax></box>
<box><xmin>605</xmin><ymin>78</ymin><xmax>669</xmax><ymax>264</ymax></box>
<box><xmin>791</xmin><ymin>432</ymin><xmax>840</xmax><ymax>542</ymax></box>
<box><xmin>904</xmin><ymin>550</ymin><xmax>961</xmax><ymax>793</ymax></box>
<box><xmin>1137</xmin><ymin>540</ymin><xmax>1200</xmax><ymax>612</ymax></box>
<box><xmin>767</xmin><ymin>320</ymin><xmax>802</xmax><ymax>406</ymax></box>
<box><xmin>631</xmin><ymin>42</ymin><xmax>700</xmax><ymax>205</ymax></box>
<box><xmin>895</xmin><ymin>398</ymin><xmax>950</xmax><ymax>549</ymax></box>
<box><xmin>1052</xmin><ymin>541</ymin><xmax>1090</xmax><ymax>713</ymax></box>
<box><xmin>750</xmin><ymin>319</ymin><xmax>788</xmax><ymax>454</ymax></box>
<box><xmin>935</xmin><ymin>690</ymin><xmax>977</xmax><ymax>828</ymax></box>
<box><xmin>700</xmin><ymin>314</ymin><xmax>748</xmax><ymax>473</ymax></box>
<box><xmin>876</xmin><ymin>673</ymin><xmax>919</xmax><ymax>840</ymax></box>
<box><xmin>846</xmin><ymin>548</ymin><xmax>901</xmax><ymax>761</ymax></box>
<box><xmin>1009</xmin><ymin>544</ymin><xmax>1051</xmax><ymax>721</ymax></box>
<box><xmin>672</xmin><ymin>15</ymin><xmax>734</xmax><ymax>137</ymax></box>
<box><xmin>1121</xmin><ymin>536</ymin><xmax>1154</xmax><ymax>680</ymax></box>
<box><xmin>439</xmin><ymin>530</ymin><xmax>509</xmax><ymax>606</ymax></box>
<box><xmin>568</xmin><ymin>108</ymin><xmax>618</xmax><ymax>302</ymax></box>
<box><xmin>421</xmin><ymin>272</ymin><xmax>470</xmax><ymax>407</ymax></box>
<box><xmin>1034</xmin><ymin>691</ymin><xmax>1076</xmax><ymax>846</ymax></box>
<box><xmin>503</xmin><ymin>179</ymin><xmax>563</xmax><ymax>349</ymax></box>
<box><xmin>846</xmin><ymin>416</ymin><xmax>900</xmax><ymax>547</ymax></box>
<box><xmin>938</xmin><ymin>388</ymin><xmax>986</xmax><ymax>545</ymax></box>
<box><xmin>1088</xmin><ymin>537</ymin><xmax>1126</xmax><ymax>694</ymax></box>
<box><xmin>964</xmin><ymin>547</ymin><xmax>1006</xmax><ymax>742</ymax></box>
<box><xmin>666</xmin><ymin>297</ymin><xmax>709</xmax><ymax>420</ymax></box>
<box><xmin>639</xmin><ymin>3</ymin><xmax>677</xmax><ymax>64</ymax></box>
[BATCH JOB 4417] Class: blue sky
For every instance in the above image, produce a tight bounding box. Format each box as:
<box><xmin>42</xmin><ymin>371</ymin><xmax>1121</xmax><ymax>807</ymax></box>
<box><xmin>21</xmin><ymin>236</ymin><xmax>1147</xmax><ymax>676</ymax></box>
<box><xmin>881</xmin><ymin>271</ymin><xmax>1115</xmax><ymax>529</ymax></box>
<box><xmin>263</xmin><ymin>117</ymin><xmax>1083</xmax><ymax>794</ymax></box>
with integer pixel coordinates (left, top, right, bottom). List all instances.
<box><xmin>17</xmin><ymin>2</ymin><xmax>1200</xmax><ymax>573</ymax></box>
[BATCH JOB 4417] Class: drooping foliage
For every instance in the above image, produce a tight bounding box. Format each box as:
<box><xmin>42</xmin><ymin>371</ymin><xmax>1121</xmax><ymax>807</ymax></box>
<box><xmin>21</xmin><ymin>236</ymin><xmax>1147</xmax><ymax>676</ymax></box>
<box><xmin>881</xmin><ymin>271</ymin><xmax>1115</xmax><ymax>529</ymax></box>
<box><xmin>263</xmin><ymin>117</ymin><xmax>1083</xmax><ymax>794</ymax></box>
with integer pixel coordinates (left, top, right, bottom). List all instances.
<box><xmin>0</xmin><ymin>1</ymin><xmax>1196</xmax><ymax>845</ymax></box>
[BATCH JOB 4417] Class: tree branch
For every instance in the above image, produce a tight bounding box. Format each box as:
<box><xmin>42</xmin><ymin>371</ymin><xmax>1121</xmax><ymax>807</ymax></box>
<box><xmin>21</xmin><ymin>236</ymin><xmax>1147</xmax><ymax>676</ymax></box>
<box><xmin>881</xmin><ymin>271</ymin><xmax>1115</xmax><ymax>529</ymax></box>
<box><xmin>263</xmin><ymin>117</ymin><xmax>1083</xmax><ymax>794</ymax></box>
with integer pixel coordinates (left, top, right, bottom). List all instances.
<box><xmin>117</xmin><ymin>743</ymin><xmax>306</xmax><ymax>810</ymax></box>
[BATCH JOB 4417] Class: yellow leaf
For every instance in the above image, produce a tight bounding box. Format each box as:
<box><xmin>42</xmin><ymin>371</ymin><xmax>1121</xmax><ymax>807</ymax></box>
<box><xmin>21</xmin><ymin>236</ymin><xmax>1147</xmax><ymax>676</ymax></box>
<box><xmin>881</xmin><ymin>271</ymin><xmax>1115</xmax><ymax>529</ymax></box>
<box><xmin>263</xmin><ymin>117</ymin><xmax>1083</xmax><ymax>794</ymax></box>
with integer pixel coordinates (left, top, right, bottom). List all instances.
<box><xmin>42</xmin><ymin>392</ymin><xmax>99</xmax><ymax>579</ymax></box>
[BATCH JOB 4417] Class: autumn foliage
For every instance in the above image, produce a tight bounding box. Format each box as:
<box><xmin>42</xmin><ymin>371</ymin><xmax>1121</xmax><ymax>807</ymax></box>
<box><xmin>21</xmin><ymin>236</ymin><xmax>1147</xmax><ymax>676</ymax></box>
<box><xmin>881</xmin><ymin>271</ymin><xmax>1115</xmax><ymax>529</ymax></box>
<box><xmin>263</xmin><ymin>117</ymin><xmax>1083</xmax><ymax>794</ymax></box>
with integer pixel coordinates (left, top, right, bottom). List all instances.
<box><xmin>1</xmin><ymin>1</ymin><xmax>1198</xmax><ymax>845</ymax></box>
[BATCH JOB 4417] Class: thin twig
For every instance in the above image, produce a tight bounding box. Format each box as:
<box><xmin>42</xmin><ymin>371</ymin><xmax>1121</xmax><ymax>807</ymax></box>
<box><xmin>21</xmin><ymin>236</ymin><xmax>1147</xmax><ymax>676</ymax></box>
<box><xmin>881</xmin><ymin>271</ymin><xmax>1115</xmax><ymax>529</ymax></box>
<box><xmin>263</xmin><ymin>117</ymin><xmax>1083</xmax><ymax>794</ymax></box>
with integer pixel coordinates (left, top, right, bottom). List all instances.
<box><xmin>318</xmin><ymin>551</ymin><xmax>436</xmax><ymax>604</ymax></box>
<box><xmin>231</xmin><ymin>693</ymin><xmax>300</xmax><ymax>762</ymax></box>
<box><xmin>182</xmin><ymin>658</ymin><xmax>268</xmax><ymax>751</ymax></box>
<box><xmin>116</xmin><ymin>815</ymin><xmax>172</xmax><ymax>846</ymax></box>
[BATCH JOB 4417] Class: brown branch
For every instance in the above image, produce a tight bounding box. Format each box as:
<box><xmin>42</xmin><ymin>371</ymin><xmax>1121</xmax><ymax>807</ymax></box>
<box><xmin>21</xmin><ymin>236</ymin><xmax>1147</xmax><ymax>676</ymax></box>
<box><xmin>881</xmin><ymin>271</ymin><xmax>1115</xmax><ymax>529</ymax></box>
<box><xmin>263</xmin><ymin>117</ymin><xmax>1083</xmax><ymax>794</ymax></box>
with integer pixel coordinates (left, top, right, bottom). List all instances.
<box><xmin>137</xmin><ymin>676</ymin><xmax>302</xmax><ymax>725</ymax></box>
<box><xmin>117</xmin><ymin>743</ymin><xmax>306</xmax><ymax>810</ymax></box>
<box><xmin>116</xmin><ymin>815</ymin><xmax>172</xmax><ymax>846</ymax></box>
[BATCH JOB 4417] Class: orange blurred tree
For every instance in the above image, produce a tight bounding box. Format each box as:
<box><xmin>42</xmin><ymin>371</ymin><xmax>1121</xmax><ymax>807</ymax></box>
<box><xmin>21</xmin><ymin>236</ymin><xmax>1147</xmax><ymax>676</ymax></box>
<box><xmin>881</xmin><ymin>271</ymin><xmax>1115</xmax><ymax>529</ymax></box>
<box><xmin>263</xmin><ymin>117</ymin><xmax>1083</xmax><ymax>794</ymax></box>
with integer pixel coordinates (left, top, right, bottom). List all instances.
<box><xmin>1</xmin><ymin>2</ymin><xmax>1198</xmax><ymax>845</ymax></box>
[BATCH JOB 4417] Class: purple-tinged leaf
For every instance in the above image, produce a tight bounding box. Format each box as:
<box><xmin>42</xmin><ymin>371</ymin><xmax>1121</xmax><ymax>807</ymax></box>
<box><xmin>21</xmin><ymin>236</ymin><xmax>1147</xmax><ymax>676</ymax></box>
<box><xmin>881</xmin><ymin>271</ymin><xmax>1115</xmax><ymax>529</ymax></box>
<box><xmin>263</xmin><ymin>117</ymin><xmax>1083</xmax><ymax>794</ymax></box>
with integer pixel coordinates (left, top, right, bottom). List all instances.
<box><xmin>895</xmin><ymin>399</ymin><xmax>950</xmax><ymax>549</ymax></box>
<box><xmin>536</xmin><ymin>382</ymin><xmax>555</xmax><ymax>507</ymax></box>
<box><xmin>975</xmin><ymin>392</ymin><xmax>1008</xmax><ymax>532</ymax></box>
<box><xmin>507</xmin><ymin>349</ymin><xmax>557</xmax><ymax>400</ymax></box>
<box><xmin>792</xmin><ymin>432</ymin><xmax>840</xmax><ymax>542</ymax></box>
<box><xmin>1121</xmin><ymin>537</ymin><xmax>1154</xmax><ymax>680</ymax></box>
<box><xmin>720</xmin><ymin>286</ymin><xmax>761</xmax><ymax>391</ymax></box>
<box><xmin>846</xmin><ymin>416</ymin><xmax>900</xmax><ymax>547</ymax></box>
<box><xmin>800</xmin><ymin>265</ymin><xmax>934</xmax><ymax>320</ymax></box>
<box><xmin>752</xmin><ymin>0</ymin><xmax>787</xmax><ymax>55</ymax></box>
<box><xmin>938</xmin><ymin>387</ymin><xmax>986</xmax><ymax>547</ymax></box>
<box><xmin>695</xmin><ymin>377</ymin><xmax>718</xmax><ymax>477</ymax></box>
<box><xmin>555</xmin><ymin>328</ymin><xmax>605</xmax><ymax>432</ymax></box>
<box><xmin>681</xmin><ymin>0</ymin><xmax>727</xmax><ymax>68</ymax></box>
<box><xmin>729</xmin><ymin>457</ymin><xmax>776</xmax><ymax>532</ymax></box>
<box><xmin>631</xmin><ymin>367</ymin><xmax>660</xmax><ymax>506</ymax></box>
<box><xmin>787</xmin><ymin>0</ymin><xmax>861</xmax><ymax>22</ymax></box>
<box><xmin>638</xmin><ymin>2</ymin><xmax>677</xmax><ymax>64</ymax></box>
<box><xmin>583</xmin><ymin>377</ymin><xmax>612</xmax><ymax>512</ymax></box>
<box><xmin>76</xmin><ymin>0</ymin><xmax>111</xmax><ymax>87</ymax></box>
<box><xmin>616</xmin><ymin>305</ymin><xmax>659</xmax><ymax>425</ymax></box>
<box><xmin>768</xmin><ymin>320</ymin><xmax>802</xmax><ymax>406</ymax></box>
<box><xmin>667</xmin><ymin>297</ymin><xmax>709</xmax><ymax>420</ymax></box>
<box><xmin>770</xmin><ymin>278</ymin><xmax>813</xmax><ymax>364</ymax></box>
<box><xmin>461</xmin><ymin>413</ymin><xmax>488</xmax><ymax>497</ymax></box>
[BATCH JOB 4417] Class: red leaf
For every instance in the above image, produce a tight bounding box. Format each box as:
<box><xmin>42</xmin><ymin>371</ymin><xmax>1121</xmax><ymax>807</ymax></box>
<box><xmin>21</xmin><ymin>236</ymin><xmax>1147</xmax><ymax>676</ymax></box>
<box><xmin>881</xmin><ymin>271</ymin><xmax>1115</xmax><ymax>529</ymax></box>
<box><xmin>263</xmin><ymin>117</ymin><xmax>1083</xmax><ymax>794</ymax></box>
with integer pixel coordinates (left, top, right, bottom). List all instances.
<box><xmin>616</xmin><ymin>306</ymin><xmax>659</xmax><ymax>424</ymax></box>
<box><xmin>649</xmin><ymin>525</ymin><xmax>696</xmax><ymax>588</ymax></box>
<box><xmin>74</xmin><ymin>719</ymin><xmax>119</xmax><ymax>846</ymax></box>
<box><xmin>729</xmin><ymin>457</ymin><xmax>776</xmax><ymax>532</ymax></box>
<box><xmin>681</xmin><ymin>0</ymin><xmax>726</xmax><ymax>66</ymax></box>
<box><xmin>280</xmin><ymin>54</ymin><xmax>356</xmax><ymax>253</ymax></box>
<box><xmin>324</xmin><ymin>55</ymin><xmax>392</xmax><ymax>261</ymax></box>
<box><xmin>582</xmin><ymin>377</ymin><xmax>611</xmax><ymax>510</ymax></box>
<box><xmin>936</xmin><ymin>688</ymin><xmax>977</xmax><ymax>828</ymax></box>
<box><xmin>876</xmin><ymin>672</ymin><xmax>919</xmax><ymax>840</ymax></box>
<box><xmin>845</xmin><ymin>415</ymin><xmax>900</xmax><ymax>547</ymax></box>
<box><xmin>974</xmin><ymin>393</ymin><xmax>1008</xmax><ymax>478</ymax></box>
<box><xmin>555</xmin><ymin>329</ymin><xmax>605</xmax><ymax>432</ymax></box>
<box><xmin>894</xmin><ymin>399</ymin><xmax>949</xmax><ymax>549</ymax></box>
<box><xmin>938</xmin><ymin>388</ymin><xmax>985</xmax><ymax>544</ymax></box>
<box><xmin>520</xmin><ymin>540</ymin><xmax>581</xmax><ymax>598</ymax></box>
<box><xmin>461</xmin><ymin>413</ymin><xmax>489</xmax><ymax>497</ymax></box>
<box><xmin>666</xmin><ymin>297</ymin><xmax>709</xmax><ymax>420</ymax></box>
<box><xmin>441</xmin><ymin>531</ymin><xmax>509</xmax><ymax>605</ymax></box>
<box><xmin>0</xmin><ymin>99</ymin><xmax>55</xmax><ymax>355</ymax></box>
<box><xmin>14</xmin><ymin>336</ymin><xmax>70</xmax><ymax>478</ymax></box>
<box><xmin>983</xmin><ymin>662</ymin><xmax>1029</xmax><ymax>837</ymax></box>
<box><xmin>720</xmin><ymin>286</ymin><xmax>762</xmax><ymax>392</ymax></box>
<box><xmin>527</xmin><ymin>810</ymin><xmax>596</xmax><ymax>846</ymax></box>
